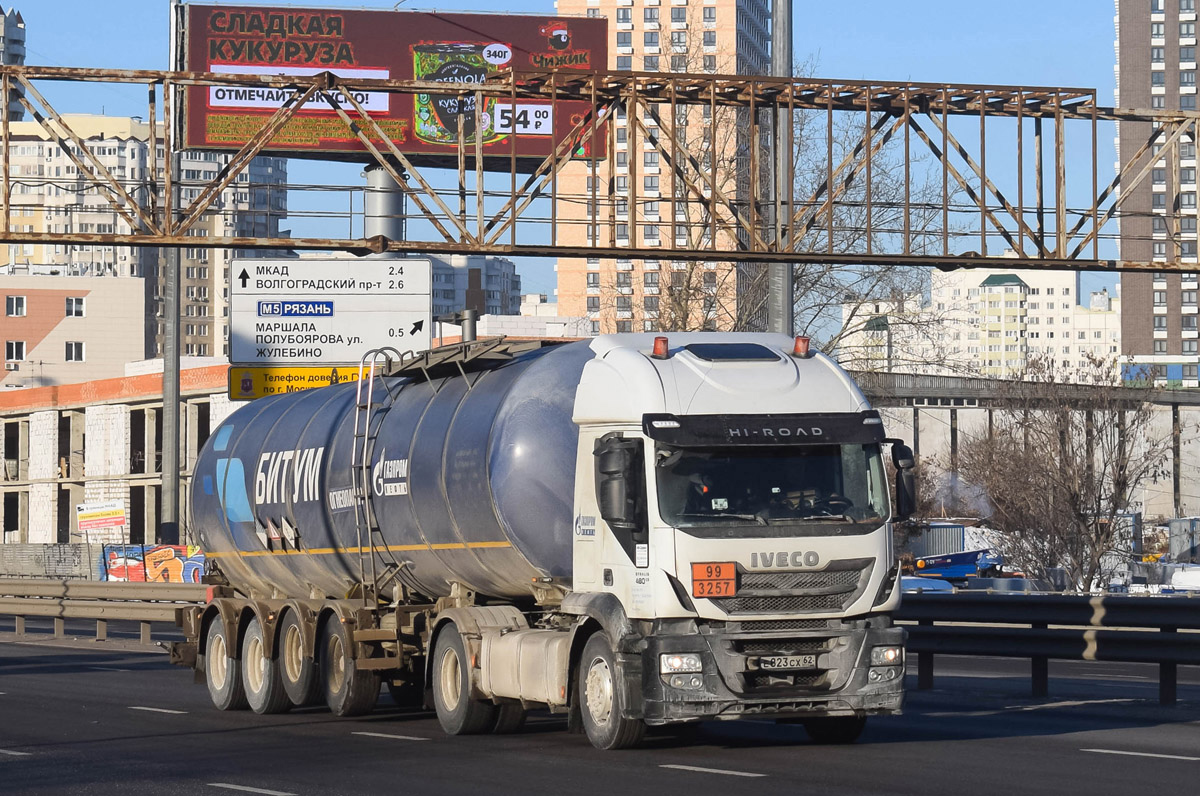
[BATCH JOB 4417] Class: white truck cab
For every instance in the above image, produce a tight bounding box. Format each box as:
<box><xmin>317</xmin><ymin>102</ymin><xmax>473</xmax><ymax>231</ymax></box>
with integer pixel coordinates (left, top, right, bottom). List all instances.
<box><xmin>563</xmin><ymin>333</ymin><xmax>909</xmax><ymax>739</ymax></box>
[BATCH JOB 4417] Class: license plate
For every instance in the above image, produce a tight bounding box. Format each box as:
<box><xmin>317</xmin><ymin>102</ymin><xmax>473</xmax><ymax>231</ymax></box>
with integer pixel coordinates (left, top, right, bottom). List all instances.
<box><xmin>692</xmin><ymin>562</ymin><xmax>736</xmax><ymax>598</ymax></box>
<box><xmin>757</xmin><ymin>654</ymin><xmax>817</xmax><ymax>671</ymax></box>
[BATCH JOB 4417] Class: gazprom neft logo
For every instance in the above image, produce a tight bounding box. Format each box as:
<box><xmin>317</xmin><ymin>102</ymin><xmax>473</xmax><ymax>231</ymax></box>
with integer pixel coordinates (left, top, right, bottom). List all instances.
<box><xmin>257</xmin><ymin>300</ymin><xmax>334</xmax><ymax>317</ymax></box>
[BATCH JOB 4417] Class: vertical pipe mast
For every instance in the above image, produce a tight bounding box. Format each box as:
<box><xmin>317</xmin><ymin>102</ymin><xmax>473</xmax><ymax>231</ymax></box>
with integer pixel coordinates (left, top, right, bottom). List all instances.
<box><xmin>161</xmin><ymin>0</ymin><xmax>184</xmax><ymax>544</ymax></box>
<box><xmin>767</xmin><ymin>0</ymin><xmax>793</xmax><ymax>334</ymax></box>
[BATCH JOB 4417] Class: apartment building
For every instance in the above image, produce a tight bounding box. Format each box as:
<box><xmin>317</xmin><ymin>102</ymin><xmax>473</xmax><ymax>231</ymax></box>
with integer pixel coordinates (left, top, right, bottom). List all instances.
<box><xmin>553</xmin><ymin>0</ymin><xmax>770</xmax><ymax>334</ymax></box>
<box><xmin>0</xmin><ymin>275</ymin><xmax>146</xmax><ymax>387</ymax></box>
<box><xmin>1116</xmin><ymin>0</ymin><xmax>1200</xmax><ymax>384</ymax></box>
<box><xmin>839</xmin><ymin>267</ymin><xmax>1122</xmax><ymax>381</ymax></box>
<box><xmin>0</xmin><ymin>115</ymin><xmax>287</xmax><ymax>361</ymax></box>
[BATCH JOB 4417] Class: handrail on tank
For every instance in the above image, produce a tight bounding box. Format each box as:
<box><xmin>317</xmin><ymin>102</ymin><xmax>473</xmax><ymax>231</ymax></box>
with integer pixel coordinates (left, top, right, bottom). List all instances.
<box><xmin>352</xmin><ymin>347</ymin><xmax>406</xmax><ymax>607</ymax></box>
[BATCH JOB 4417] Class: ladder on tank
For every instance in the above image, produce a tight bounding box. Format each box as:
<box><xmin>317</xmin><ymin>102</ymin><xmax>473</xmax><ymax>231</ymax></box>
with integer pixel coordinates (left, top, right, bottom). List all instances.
<box><xmin>350</xmin><ymin>347</ymin><xmax>407</xmax><ymax>607</ymax></box>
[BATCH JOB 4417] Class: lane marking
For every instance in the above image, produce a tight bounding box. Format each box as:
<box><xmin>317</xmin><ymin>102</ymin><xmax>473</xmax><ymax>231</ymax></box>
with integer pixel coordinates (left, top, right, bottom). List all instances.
<box><xmin>0</xmin><ymin>749</ymin><xmax>31</xmax><ymax>757</ymax></box>
<box><xmin>129</xmin><ymin>706</ymin><xmax>188</xmax><ymax>715</ymax></box>
<box><xmin>208</xmin><ymin>785</ymin><xmax>297</xmax><ymax>796</ymax></box>
<box><xmin>660</xmin><ymin>764</ymin><xmax>765</xmax><ymax>778</ymax></box>
<box><xmin>352</xmin><ymin>731</ymin><xmax>429</xmax><ymax>742</ymax></box>
<box><xmin>91</xmin><ymin>667</ymin><xmax>131</xmax><ymax>673</ymax></box>
<box><xmin>1082</xmin><ymin>748</ymin><xmax>1200</xmax><ymax>762</ymax></box>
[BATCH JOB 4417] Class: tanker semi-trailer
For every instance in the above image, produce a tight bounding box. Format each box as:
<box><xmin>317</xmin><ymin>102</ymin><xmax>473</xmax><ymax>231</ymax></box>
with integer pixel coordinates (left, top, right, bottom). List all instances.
<box><xmin>173</xmin><ymin>333</ymin><xmax>915</xmax><ymax>750</ymax></box>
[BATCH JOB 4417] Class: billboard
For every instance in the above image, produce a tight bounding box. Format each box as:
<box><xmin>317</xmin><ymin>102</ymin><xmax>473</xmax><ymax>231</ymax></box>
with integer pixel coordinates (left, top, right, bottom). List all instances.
<box><xmin>182</xmin><ymin>5</ymin><xmax>608</xmax><ymax>164</ymax></box>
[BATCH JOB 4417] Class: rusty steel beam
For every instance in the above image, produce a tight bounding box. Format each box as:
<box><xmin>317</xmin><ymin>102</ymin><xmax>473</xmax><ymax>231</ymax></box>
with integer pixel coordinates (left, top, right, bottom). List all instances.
<box><xmin>1</xmin><ymin>64</ymin><xmax>1199</xmax><ymax>275</ymax></box>
<box><xmin>0</xmin><ymin>229</ymin><xmax>1182</xmax><ymax>272</ymax></box>
<box><xmin>17</xmin><ymin>77</ymin><xmax>158</xmax><ymax>235</ymax></box>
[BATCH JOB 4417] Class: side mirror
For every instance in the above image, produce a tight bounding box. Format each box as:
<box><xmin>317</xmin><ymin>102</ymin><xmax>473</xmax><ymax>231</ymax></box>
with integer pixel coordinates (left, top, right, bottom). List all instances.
<box><xmin>895</xmin><ymin>468</ymin><xmax>917</xmax><ymax>521</ymax></box>
<box><xmin>594</xmin><ymin>436</ymin><xmax>644</xmax><ymax>534</ymax></box>
<box><xmin>599</xmin><ymin>476</ymin><xmax>631</xmax><ymax>527</ymax></box>
<box><xmin>888</xmin><ymin>441</ymin><xmax>915</xmax><ymax>471</ymax></box>
<box><xmin>885</xmin><ymin>440</ymin><xmax>917</xmax><ymax>521</ymax></box>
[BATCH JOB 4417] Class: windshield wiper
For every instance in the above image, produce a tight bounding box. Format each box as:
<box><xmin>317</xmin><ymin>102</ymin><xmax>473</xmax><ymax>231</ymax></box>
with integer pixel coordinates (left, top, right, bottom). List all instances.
<box><xmin>674</xmin><ymin>512</ymin><xmax>768</xmax><ymax>526</ymax></box>
<box><xmin>796</xmin><ymin>513</ymin><xmax>857</xmax><ymax>524</ymax></box>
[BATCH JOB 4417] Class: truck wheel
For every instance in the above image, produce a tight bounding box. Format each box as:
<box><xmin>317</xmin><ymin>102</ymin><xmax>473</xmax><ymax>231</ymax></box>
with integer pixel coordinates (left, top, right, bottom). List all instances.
<box><xmin>318</xmin><ymin>618</ymin><xmax>380</xmax><ymax>717</ymax></box>
<box><xmin>803</xmin><ymin>715</ymin><xmax>867</xmax><ymax>744</ymax></box>
<box><xmin>578</xmin><ymin>633</ymin><xmax>644</xmax><ymax>750</ymax></box>
<box><xmin>432</xmin><ymin>624</ymin><xmax>496</xmax><ymax>735</ymax></box>
<box><xmin>241</xmin><ymin>617</ymin><xmax>291</xmax><ymax>715</ymax></box>
<box><xmin>279</xmin><ymin>611</ymin><xmax>321</xmax><ymax>707</ymax></box>
<box><xmin>205</xmin><ymin>619</ymin><xmax>248</xmax><ymax>711</ymax></box>
<box><xmin>490</xmin><ymin>703</ymin><xmax>526</xmax><ymax>734</ymax></box>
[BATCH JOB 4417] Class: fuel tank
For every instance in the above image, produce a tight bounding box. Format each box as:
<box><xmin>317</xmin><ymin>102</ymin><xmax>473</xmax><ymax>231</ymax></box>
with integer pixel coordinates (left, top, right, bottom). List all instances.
<box><xmin>190</xmin><ymin>341</ymin><xmax>594</xmax><ymax>600</ymax></box>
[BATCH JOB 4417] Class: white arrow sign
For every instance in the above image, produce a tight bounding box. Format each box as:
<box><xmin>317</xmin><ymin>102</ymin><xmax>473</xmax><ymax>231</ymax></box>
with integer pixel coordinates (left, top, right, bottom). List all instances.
<box><xmin>230</xmin><ymin>258</ymin><xmax>432</xmax><ymax>365</ymax></box>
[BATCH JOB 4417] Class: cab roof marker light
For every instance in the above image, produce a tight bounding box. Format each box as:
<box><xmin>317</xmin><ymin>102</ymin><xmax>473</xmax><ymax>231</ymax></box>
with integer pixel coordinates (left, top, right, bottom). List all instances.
<box><xmin>863</xmin><ymin>417</ymin><xmax>883</xmax><ymax>425</ymax></box>
<box><xmin>792</xmin><ymin>335</ymin><xmax>812</xmax><ymax>358</ymax></box>
<box><xmin>651</xmin><ymin>419</ymin><xmax>681</xmax><ymax>429</ymax></box>
<box><xmin>652</xmin><ymin>336</ymin><xmax>670</xmax><ymax>359</ymax></box>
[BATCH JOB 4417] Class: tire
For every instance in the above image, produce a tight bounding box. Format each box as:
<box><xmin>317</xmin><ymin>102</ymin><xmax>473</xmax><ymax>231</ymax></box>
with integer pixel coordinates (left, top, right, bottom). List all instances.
<box><xmin>431</xmin><ymin>624</ymin><xmax>496</xmax><ymax>735</ymax></box>
<box><xmin>490</xmin><ymin>703</ymin><xmax>526</xmax><ymax>734</ymax></box>
<box><xmin>205</xmin><ymin>618</ymin><xmax>248</xmax><ymax>711</ymax></box>
<box><xmin>803</xmin><ymin>715</ymin><xmax>867</xmax><ymax>744</ymax></box>
<box><xmin>278</xmin><ymin>610</ymin><xmax>321</xmax><ymax>707</ymax></box>
<box><xmin>241</xmin><ymin>616</ymin><xmax>291</xmax><ymax>715</ymax></box>
<box><xmin>578</xmin><ymin>633</ymin><xmax>645</xmax><ymax>750</ymax></box>
<box><xmin>318</xmin><ymin>618</ymin><xmax>380</xmax><ymax>717</ymax></box>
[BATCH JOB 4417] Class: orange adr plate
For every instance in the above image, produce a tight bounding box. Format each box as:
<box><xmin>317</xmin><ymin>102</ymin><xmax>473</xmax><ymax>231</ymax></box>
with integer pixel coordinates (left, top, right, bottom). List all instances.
<box><xmin>691</xmin><ymin>562</ymin><xmax>737</xmax><ymax>598</ymax></box>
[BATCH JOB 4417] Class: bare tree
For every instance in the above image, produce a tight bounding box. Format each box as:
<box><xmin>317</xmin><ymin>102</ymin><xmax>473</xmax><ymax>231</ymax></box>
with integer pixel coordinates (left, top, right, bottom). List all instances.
<box><xmin>953</xmin><ymin>354</ymin><xmax>1172</xmax><ymax>591</ymax></box>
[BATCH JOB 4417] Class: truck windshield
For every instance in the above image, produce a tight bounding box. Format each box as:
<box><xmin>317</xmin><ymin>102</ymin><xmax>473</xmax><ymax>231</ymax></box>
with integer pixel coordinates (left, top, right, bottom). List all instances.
<box><xmin>655</xmin><ymin>444</ymin><xmax>889</xmax><ymax>530</ymax></box>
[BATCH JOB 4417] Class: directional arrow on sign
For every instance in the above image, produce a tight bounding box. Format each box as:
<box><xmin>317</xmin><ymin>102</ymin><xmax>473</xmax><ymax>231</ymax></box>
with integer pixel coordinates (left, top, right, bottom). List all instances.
<box><xmin>238</xmin><ymin>268</ymin><xmax>250</xmax><ymax>288</ymax></box>
<box><xmin>411</xmin><ymin>320</ymin><xmax>424</xmax><ymax>336</ymax></box>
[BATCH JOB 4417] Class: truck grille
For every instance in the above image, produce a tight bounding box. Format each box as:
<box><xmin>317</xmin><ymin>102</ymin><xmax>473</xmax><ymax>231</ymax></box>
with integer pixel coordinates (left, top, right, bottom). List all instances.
<box><xmin>710</xmin><ymin>559</ymin><xmax>873</xmax><ymax>616</ymax></box>
<box><xmin>734</xmin><ymin>618</ymin><xmax>830</xmax><ymax>632</ymax></box>
<box><xmin>744</xmin><ymin>672</ymin><xmax>827</xmax><ymax>691</ymax></box>
<box><xmin>739</xmin><ymin>569</ymin><xmax>860</xmax><ymax>592</ymax></box>
<box><xmin>735</xmin><ymin>638</ymin><xmax>829</xmax><ymax>655</ymax></box>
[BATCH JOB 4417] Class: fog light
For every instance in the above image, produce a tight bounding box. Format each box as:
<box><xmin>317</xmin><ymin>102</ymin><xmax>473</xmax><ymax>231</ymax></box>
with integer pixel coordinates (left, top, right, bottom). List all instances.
<box><xmin>669</xmin><ymin>673</ymin><xmax>704</xmax><ymax>690</ymax></box>
<box><xmin>868</xmin><ymin>669</ymin><xmax>881</xmax><ymax>683</ymax></box>
<box><xmin>660</xmin><ymin>653</ymin><xmax>703</xmax><ymax>674</ymax></box>
<box><xmin>870</xmin><ymin>646</ymin><xmax>903</xmax><ymax>666</ymax></box>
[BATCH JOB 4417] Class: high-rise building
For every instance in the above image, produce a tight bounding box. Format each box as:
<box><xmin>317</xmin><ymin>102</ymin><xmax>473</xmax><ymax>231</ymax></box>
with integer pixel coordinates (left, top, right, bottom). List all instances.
<box><xmin>0</xmin><ymin>8</ymin><xmax>24</xmax><ymax>121</ymax></box>
<box><xmin>0</xmin><ymin>115</ymin><xmax>287</xmax><ymax>361</ymax></box>
<box><xmin>838</xmin><ymin>267</ymin><xmax>1122</xmax><ymax>380</ymax></box>
<box><xmin>1116</xmin><ymin>0</ymin><xmax>1200</xmax><ymax>386</ymax></box>
<box><xmin>553</xmin><ymin>0</ymin><xmax>769</xmax><ymax>334</ymax></box>
<box><xmin>427</xmin><ymin>254</ymin><xmax>522</xmax><ymax>319</ymax></box>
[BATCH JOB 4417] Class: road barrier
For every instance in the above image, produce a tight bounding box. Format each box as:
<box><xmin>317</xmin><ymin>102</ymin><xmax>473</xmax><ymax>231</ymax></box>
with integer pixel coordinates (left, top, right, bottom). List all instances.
<box><xmin>1</xmin><ymin>579</ymin><xmax>1196</xmax><ymax>704</ymax></box>
<box><xmin>0</xmin><ymin>579</ymin><xmax>206</xmax><ymax>644</ymax></box>
<box><xmin>898</xmin><ymin>591</ymin><xmax>1200</xmax><ymax>705</ymax></box>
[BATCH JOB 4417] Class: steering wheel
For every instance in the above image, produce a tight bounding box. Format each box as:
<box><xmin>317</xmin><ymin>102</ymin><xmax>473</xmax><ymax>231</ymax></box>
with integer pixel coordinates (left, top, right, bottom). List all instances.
<box><xmin>811</xmin><ymin>494</ymin><xmax>854</xmax><ymax>514</ymax></box>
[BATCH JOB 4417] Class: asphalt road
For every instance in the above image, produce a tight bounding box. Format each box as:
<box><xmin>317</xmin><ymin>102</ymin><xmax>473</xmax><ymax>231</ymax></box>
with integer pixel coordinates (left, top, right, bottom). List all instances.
<box><xmin>1</xmin><ymin>623</ymin><xmax>1199</xmax><ymax>796</ymax></box>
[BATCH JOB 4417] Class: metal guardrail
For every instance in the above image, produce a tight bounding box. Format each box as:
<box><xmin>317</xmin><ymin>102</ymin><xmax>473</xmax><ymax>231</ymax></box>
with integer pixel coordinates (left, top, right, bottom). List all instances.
<box><xmin>897</xmin><ymin>592</ymin><xmax>1200</xmax><ymax>705</ymax></box>
<box><xmin>0</xmin><ymin>579</ymin><xmax>206</xmax><ymax>644</ymax></box>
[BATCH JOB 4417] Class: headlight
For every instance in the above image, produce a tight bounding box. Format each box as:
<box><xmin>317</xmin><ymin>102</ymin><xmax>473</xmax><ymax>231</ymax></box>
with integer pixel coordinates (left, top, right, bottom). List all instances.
<box><xmin>870</xmin><ymin>646</ymin><xmax>903</xmax><ymax>666</ymax></box>
<box><xmin>660</xmin><ymin>653</ymin><xmax>703</xmax><ymax>674</ymax></box>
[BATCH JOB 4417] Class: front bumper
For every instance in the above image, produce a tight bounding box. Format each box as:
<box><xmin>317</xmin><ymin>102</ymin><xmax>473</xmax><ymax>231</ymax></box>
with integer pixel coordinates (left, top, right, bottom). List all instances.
<box><xmin>636</xmin><ymin>616</ymin><xmax>905</xmax><ymax>725</ymax></box>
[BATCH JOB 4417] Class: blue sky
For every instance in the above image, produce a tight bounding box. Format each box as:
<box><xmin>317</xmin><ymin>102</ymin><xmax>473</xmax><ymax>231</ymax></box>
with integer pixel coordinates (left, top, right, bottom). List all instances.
<box><xmin>18</xmin><ymin>0</ymin><xmax>1119</xmax><ymax>296</ymax></box>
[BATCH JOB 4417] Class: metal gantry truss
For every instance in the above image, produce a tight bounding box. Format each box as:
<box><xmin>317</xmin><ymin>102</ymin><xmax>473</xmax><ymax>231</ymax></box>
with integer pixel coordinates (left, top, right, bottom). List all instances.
<box><xmin>0</xmin><ymin>64</ymin><xmax>1195</xmax><ymax>272</ymax></box>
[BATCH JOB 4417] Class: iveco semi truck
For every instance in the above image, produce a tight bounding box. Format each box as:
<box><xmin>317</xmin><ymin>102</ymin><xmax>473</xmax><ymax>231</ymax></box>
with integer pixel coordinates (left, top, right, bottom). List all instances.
<box><xmin>173</xmin><ymin>333</ymin><xmax>914</xmax><ymax>749</ymax></box>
